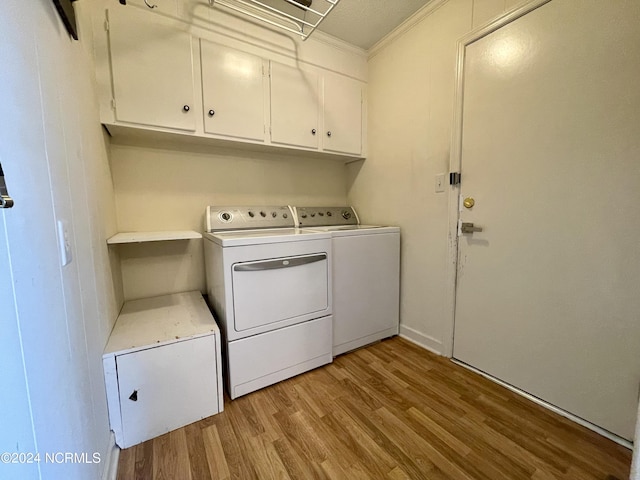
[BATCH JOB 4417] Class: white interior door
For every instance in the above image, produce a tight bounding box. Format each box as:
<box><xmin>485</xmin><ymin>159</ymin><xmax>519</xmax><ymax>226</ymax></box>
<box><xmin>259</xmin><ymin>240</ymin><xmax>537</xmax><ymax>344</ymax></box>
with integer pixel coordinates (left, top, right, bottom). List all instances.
<box><xmin>453</xmin><ymin>0</ymin><xmax>640</xmax><ymax>441</ymax></box>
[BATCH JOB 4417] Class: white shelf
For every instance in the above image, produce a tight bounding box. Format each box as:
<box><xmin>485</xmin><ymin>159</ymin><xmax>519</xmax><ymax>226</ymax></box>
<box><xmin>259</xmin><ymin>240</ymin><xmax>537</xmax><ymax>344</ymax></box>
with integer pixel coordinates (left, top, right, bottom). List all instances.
<box><xmin>107</xmin><ymin>230</ymin><xmax>202</xmax><ymax>244</ymax></box>
<box><xmin>104</xmin><ymin>291</ymin><xmax>219</xmax><ymax>357</ymax></box>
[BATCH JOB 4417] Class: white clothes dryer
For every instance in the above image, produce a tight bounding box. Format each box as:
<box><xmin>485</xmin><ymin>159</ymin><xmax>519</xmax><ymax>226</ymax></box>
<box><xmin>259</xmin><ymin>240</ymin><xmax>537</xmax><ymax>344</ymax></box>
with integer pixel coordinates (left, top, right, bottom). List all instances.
<box><xmin>297</xmin><ymin>206</ymin><xmax>400</xmax><ymax>356</ymax></box>
<box><xmin>203</xmin><ymin>205</ymin><xmax>333</xmax><ymax>399</ymax></box>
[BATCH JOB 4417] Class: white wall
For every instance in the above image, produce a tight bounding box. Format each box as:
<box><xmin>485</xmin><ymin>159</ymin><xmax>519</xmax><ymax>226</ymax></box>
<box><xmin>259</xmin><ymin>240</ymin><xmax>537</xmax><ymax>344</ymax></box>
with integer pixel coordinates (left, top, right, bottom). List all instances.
<box><xmin>0</xmin><ymin>1</ymin><xmax>120</xmax><ymax>478</ymax></box>
<box><xmin>109</xmin><ymin>142</ymin><xmax>348</xmax><ymax>300</ymax></box>
<box><xmin>348</xmin><ymin>0</ymin><xmax>519</xmax><ymax>353</ymax></box>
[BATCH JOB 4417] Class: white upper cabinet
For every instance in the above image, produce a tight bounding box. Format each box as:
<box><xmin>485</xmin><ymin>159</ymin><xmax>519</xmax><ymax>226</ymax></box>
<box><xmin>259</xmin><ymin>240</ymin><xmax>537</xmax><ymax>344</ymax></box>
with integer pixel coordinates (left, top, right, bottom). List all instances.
<box><xmin>322</xmin><ymin>74</ymin><xmax>363</xmax><ymax>156</ymax></box>
<box><xmin>96</xmin><ymin>5</ymin><xmax>367</xmax><ymax>158</ymax></box>
<box><xmin>270</xmin><ymin>62</ymin><xmax>320</xmax><ymax>150</ymax></box>
<box><xmin>107</xmin><ymin>7</ymin><xmax>196</xmax><ymax>131</ymax></box>
<box><xmin>201</xmin><ymin>40</ymin><xmax>266</xmax><ymax>142</ymax></box>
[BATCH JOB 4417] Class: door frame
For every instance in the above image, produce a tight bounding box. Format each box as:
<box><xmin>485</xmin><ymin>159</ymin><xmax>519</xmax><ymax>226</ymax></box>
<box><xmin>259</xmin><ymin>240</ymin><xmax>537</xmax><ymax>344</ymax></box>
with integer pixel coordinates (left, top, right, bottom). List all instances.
<box><xmin>442</xmin><ymin>0</ymin><xmax>552</xmax><ymax>358</ymax></box>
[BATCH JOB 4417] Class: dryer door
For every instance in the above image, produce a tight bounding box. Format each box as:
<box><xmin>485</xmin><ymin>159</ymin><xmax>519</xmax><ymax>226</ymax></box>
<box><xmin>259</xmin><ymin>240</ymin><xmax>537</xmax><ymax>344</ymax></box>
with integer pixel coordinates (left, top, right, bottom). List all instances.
<box><xmin>232</xmin><ymin>253</ymin><xmax>329</xmax><ymax>332</ymax></box>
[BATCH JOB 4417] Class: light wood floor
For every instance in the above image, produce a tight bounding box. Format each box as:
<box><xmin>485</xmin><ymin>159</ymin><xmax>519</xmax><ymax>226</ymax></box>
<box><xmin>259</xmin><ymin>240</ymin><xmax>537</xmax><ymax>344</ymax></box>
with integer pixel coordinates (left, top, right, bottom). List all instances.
<box><xmin>117</xmin><ymin>337</ymin><xmax>631</xmax><ymax>479</ymax></box>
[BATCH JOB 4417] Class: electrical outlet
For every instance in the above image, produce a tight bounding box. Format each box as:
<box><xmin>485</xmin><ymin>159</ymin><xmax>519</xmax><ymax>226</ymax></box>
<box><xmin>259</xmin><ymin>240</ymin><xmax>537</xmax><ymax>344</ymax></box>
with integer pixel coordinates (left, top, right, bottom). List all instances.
<box><xmin>435</xmin><ymin>173</ymin><xmax>446</xmax><ymax>193</ymax></box>
<box><xmin>57</xmin><ymin>220</ymin><xmax>72</xmax><ymax>267</ymax></box>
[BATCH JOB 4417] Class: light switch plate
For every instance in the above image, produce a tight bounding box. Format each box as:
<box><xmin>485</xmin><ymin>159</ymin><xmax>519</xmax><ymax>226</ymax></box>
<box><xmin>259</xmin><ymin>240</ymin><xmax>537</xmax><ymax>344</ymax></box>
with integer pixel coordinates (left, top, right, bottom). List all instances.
<box><xmin>435</xmin><ymin>173</ymin><xmax>446</xmax><ymax>193</ymax></box>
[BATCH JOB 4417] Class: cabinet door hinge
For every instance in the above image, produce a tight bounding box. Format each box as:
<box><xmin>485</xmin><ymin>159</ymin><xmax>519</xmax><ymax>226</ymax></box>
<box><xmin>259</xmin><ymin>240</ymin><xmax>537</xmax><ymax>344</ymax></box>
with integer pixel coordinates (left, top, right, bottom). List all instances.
<box><xmin>104</xmin><ymin>19</ymin><xmax>109</xmax><ymax>32</ymax></box>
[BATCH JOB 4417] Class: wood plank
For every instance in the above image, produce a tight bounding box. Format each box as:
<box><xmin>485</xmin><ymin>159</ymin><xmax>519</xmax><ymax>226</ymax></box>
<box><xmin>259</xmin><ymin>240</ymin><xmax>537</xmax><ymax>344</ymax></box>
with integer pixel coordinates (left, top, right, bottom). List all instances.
<box><xmin>151</xmin><ymin>429</ymin><xmax>191</xmax><ymax>480</ymax></box>
<box><xmin>202</xmin><ymin>425</ymin><xmax>230</xmax><ymax>480</ymax></box>
<box><xmin>184</xmin><ymin>423</ymin><xmax>212</xmax><ymax>480</ymax></box>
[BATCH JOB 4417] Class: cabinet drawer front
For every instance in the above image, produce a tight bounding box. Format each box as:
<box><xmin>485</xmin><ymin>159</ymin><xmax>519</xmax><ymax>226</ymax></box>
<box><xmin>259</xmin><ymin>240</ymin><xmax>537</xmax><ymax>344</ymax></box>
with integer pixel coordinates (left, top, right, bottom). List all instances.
<box><xmin>228</xmin><ymin>315</ymin><xmax>332</xmax><ymax>398</ymax></box>
<box><xmin>116</xmin><ymin>335</ymin><xmax>218</xmax><ymax>448</ymax></box>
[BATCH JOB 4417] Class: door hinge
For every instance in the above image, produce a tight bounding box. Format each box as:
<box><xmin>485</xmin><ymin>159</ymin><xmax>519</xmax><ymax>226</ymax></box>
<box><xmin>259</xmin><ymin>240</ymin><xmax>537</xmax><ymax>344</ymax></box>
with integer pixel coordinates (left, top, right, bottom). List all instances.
<box><xmin>449</xmin><ymin>172</ymin><xmax>461</xmax><ymax>185</ymax></box>
<box><xmin>0</xmin><ymin>163</ymin><xmax>14</xmax><ymax>209</ymax></box>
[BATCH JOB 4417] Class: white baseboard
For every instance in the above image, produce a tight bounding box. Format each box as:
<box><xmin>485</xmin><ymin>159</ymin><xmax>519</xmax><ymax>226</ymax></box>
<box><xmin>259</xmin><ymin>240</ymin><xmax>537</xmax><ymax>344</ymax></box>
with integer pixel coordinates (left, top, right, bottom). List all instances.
<box><xmin>102</xmin><ymin>432</ymin><xmax>120</xmax><ymax>480</ymax></box>
<box><xmin>399</xmin><ymin>325</ymin><xmax>443</xmax><ymax>355</ymax></box>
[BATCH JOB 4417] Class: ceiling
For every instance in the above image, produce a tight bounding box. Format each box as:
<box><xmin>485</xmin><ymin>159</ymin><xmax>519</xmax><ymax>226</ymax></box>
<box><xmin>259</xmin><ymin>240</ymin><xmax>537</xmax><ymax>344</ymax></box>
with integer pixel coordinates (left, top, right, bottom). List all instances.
<box><xmin>317</xmin><ymin>0</ymin><xmax>434</xmax><ymax>50</ymax></box>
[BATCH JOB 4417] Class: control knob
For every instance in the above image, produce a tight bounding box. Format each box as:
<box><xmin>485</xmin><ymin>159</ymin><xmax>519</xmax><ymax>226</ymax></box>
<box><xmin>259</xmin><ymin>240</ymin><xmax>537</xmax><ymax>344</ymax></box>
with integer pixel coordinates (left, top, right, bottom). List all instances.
<box><xmin>318</xmin><ymin>212</ymin><xmax>324</xmax><ymax>217</ymax></box>
<box><xmin>342</xmin><ymin>210</ymin><xmax>352</xmax><ymax>220</ymax></box>
<box><xmin>271</xmin><ymin>212</ymin><xmax>277</xmax><ymax>218</ymax></box>
<box><xmin>248</xmin><ymin>211</ymin><xmax>255</xmax><ymax>218</ymax></box>
<box><xmin>260</xmin><ymin>211</ymin><xmax>266</xmax><ymax>217</ymax></box>
<box><xmin>221</xmin><ymin>212</ymin><xmax>231</xmax><ymax>221</ymax></box>
<box><xmin>301</xmin><ymin>214</ymin><xmax>307</xmax><ymax>218</ymax></box>
<box><xmin>283</xmin><ymin>213</ymin><xmax>288</xmax><ymax>218</ymax></box>
<box><xmin>327</xmin><ymin>211</ymin><xmax>332</xmax><ymax>217</ymax></box>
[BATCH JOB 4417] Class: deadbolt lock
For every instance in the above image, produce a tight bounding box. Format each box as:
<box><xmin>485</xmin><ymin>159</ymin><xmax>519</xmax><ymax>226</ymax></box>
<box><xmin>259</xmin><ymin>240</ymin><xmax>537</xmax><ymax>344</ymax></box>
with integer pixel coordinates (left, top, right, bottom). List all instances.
<box><xmin>463</xmin><ymin>197</ymin><xmax>475</xmax><ymax>209</ymax></box>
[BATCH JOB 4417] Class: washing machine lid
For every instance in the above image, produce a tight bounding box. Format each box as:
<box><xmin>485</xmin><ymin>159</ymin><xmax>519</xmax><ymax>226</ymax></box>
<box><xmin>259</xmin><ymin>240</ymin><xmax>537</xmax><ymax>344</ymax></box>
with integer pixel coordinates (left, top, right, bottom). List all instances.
<box><xmin>302</xmin><ymin>225</ymin><xmax>400</xmax><ymax>236</ymax></box>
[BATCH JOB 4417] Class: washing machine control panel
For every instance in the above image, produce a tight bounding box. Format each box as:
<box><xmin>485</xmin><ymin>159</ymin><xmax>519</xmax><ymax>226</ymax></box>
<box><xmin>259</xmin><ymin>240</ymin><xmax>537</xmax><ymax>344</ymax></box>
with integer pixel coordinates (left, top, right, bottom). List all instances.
<box><xmin>296</xmin><ymin>206</ymin><xmax>359</xmax><ymax>227</ymax></box>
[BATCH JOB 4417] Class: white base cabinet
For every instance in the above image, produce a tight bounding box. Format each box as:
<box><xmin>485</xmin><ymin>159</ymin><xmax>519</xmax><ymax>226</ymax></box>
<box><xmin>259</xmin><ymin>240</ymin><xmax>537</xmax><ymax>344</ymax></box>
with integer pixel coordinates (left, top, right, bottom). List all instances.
<box><xmin>103</xmin><ymin>291</ymin><xmax>223</xmax><ymax>449</ymax></box>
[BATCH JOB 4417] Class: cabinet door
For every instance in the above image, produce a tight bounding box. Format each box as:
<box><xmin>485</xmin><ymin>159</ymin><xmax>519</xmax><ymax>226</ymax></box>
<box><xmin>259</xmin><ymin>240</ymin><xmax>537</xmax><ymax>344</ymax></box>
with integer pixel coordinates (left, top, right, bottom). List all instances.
<box><xmin>323</xmin><ymin>74</ymin><xmax>363</xmax><ymax>156</ymax></box>
<box><xmin>107</xmin><ymin>7</ymin><xmax>196</xmax><ymax>131</ymax></box>
<box><xmin>270</xmin><ymin>62</ymin><xmax>319</xmax><ymax>149</ymax></box>
<box><xmin>201</xmin><ymin>41</ymin><xmax>265</xmax><ymax>141</ymax></box>
<box><xmin>117</xmin><ymin>336</ymin><xmax>218</xmax><ymax>448</ymax></box>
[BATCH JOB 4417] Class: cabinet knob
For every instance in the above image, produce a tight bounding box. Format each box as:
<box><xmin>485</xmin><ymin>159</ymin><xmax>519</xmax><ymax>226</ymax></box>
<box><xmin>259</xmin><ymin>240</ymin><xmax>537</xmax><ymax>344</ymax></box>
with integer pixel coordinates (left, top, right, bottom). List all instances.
<box><xmin>311</xmin><ymin>129</ymin><xmax>316</xmax><ymax>135</ymax></box>
<box><xmin>183</xmin><ymin>105</ymin><xmax>190</xmax><ymax>112</ymax></box>
<box><xmin>327</xmin><ymin>131</ymin><xmax>332</xmax><ymax>137</ymax></box>
<box><xmin>208</xmin><ymin>109</ymin><xmax>215</xmax><ymax>117</ymax></box>
<box><xmin>129</xmin><ymin>390</ymin><xmax>138</xmax><ymax>402</ymax></box>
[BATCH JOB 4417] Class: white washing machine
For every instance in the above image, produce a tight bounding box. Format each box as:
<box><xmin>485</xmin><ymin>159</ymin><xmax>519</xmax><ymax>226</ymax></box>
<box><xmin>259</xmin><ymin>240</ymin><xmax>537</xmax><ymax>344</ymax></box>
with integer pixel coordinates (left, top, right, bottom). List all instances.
<box><xmin>203</xmin><ymin>205</ymin><xmax>333</xmax><ymax>399</ymax></box>
<box><xmin>297</xmin><ymin>206</ymin><xmax>400</xmax><ymax>356</ymax></box>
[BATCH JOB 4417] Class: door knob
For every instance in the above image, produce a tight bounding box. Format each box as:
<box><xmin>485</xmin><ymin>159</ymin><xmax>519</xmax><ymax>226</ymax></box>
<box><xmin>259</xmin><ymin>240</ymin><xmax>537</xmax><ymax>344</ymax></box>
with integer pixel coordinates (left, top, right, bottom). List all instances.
<box><xmin>460</xmin><ymin>222</ymin><xmax>483</xmax><ymax>234</ymax></box>
<box><xmin>463</xmin><ymin>197</ymin><xmax>475</xmax><ymax>208</ymax></box>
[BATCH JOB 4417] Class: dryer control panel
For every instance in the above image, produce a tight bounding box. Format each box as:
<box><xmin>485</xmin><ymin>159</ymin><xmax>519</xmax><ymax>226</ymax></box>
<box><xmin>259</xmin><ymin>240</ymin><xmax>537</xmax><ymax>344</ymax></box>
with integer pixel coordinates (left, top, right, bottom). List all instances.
<box><xmin>206</xmin><ymin>206</ymin><xmax>295</xmax><ymax>232</ymax></box>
